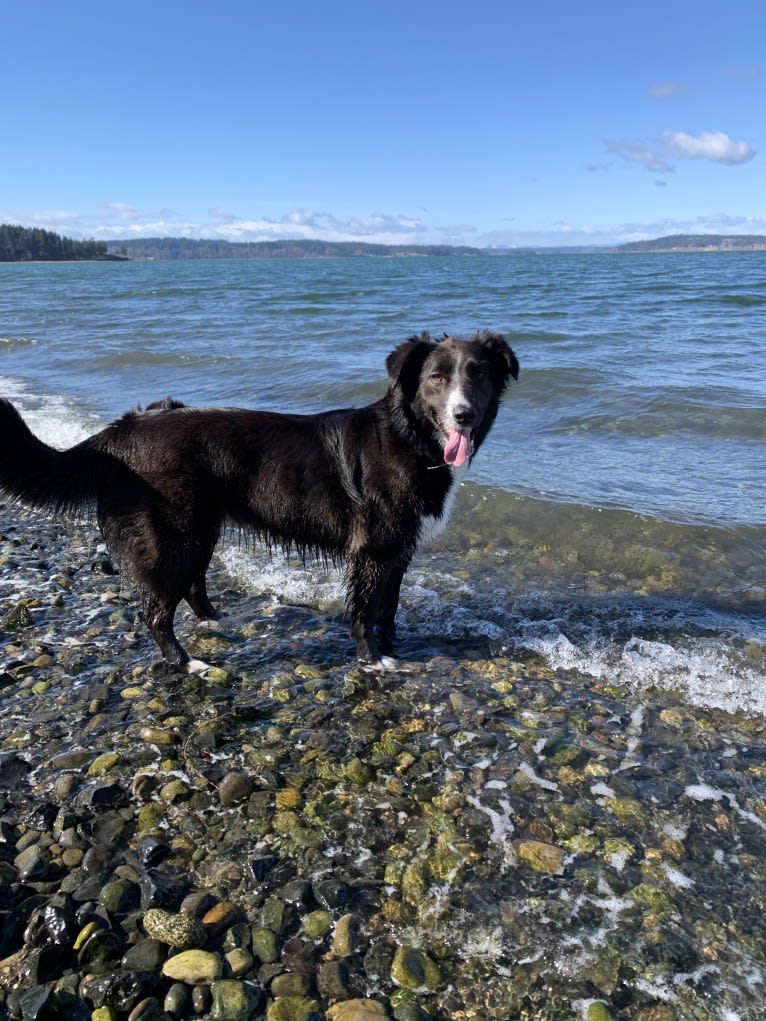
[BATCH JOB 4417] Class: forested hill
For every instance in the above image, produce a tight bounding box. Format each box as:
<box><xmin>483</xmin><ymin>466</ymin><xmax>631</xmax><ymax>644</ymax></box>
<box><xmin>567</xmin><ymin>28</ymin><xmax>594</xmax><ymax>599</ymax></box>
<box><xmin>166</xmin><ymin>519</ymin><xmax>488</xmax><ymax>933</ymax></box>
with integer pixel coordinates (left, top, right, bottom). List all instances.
<box><xmin>0</xmin><ymin>224</ymin><xmax>115</xmax><ymax>261</ymax></box>
<box><xmin>105</xmin><ymin>237</ymin><xmax>482</xmax><ymax>260</ymax></box>
<box><xmin>616</xmin><ymin>234</ymin><xmax>766</xmax><ymax>252</ymax></box>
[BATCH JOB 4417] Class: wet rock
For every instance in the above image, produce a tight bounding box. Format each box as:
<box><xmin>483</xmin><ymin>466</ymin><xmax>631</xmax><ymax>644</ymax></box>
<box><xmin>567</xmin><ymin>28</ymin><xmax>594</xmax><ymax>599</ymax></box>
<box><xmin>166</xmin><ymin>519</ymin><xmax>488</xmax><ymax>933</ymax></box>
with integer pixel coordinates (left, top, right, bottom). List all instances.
<box><xmin>0</xmin><ymin>751</ymin><xmax>32</xmax><ymax>784</ymax></box>
<box><xmin>272</xmin><ymin>973</ymin><xmax>312</xmax><ymax>997</ymax></box>
<box><xmin>517</xmin><ymin>839</ymin><xmax>566</xmax><ymax>875</ymax></box>
<box><xmin>586</xmin><ymin>1004</ymin><xmax>618</xmax><ymax>1021</ymax></box>
<box><xmin>6</xmin><ymin>984</ymin><xmax>52</xmax><ymax>1021</ymax></box>
<box><xmin>161</xmin><ymin>948</ymin><xmax>224</xmax><ymax>983</ymax></box>
<box><xmin>218</xmin><ymin>771</ymin><xmax>253</xmax><ymax>806</ymax></box>
<box><xmin>139</xmin><ymin>866</ymin><xmax>187</xmax><ymax>910</ymax></box>
<box><xmin>19</xmin><ymin>943</ymin><xmax>70</xmax><ymax>985</ymax></box>
<box><xmin>252</xmin><ymin>926</ymin><xmax>279</xmax><ymax>964</ymax></box>
<box><xmin>266</xmin><ymin>996</ymin><xmax>323</xmax><ymax>1021</ymax></box>
<box><xmin>390</xmin><ymin>946</ymin><xmax>442</xmax><ymax>991</ymax></box>
<box><xmin>202</xmin><ymin>900</ymin><xmax>245</xmax><ymax>936</ymax></box>
<box><xmin>74</xmin><ymin>780</ymin><xmax>125</xmax><ymax>809</ymax></box>
<box><xmin>143</xmin><ymin>907</ymin><xmax>207</xmax><ymax>949</ymax></box>
<box><xmin>210</xmin><ymin>978</ymin><xmax>262</xmax><ymax>1020</ymax></box>
<box><xmin>100</xmin><ymin>876</ymin><xmax>140</xmax><ymax>914</ymax></box>
<box><xmin>302</xmin><ymin>909</ymin><xmax>332</xmax><ymax>940</ymax></box>
<box><xmin>326</xmin><ymin>1001</ymin><xmax>391</xmax><ymax>1021</ymax></box>
<box><xmin>77</xmin><ymin>927</ymin><xmax>124</xmax><ymax>971</ymax></box>
<box><xmin>122</xmin><ymin>937</ymin><xmax>167</xmax><ymax>972</ymax></box>
<box><xmin>1</xmin><ymin>601</ymin><xmax>34</xmax><ymax>630</ymax></box>
<box><xmin>137</xmin><ymin>835</ymin><xmax>172</xmax><ymax>867</ymax></box>
<box><xmin>316</xmin><ymin>960</ymin><xmax>351</xmax><ymax>1002</ymax></box>
<box><xmin>127</xmin><ymin>997</ymin><xmax>166</xmax><ymax>1021</ymax></box>
<box><xmin>14</xmin><ymin>843</ymin><xmax>50</xmax><ymax>882</ymax></box>
<box><xmin>163</xmin><ymin>982</ymin><xmax>188</xmax><ymax>1016</ymax></box>
<box><xmin>333</xmin><ymin>914</ymin><xmax>362</xmax><ymax>957</ymax></box>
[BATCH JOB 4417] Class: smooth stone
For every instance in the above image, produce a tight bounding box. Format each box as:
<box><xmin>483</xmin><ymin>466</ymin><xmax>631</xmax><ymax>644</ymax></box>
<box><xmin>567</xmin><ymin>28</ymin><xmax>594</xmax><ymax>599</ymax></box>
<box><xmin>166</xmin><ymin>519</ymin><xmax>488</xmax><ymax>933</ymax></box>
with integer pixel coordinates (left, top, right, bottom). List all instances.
<box><xmin>14</xmin><ymin>844</ymin><xmax>50</xmax><ymax>882</ymax></box>
<box><xmin>251</xmin><ymin>926</ymin><xmax>279</xmax><ymax>963</ymax></box>
<box><xmin>210</xmin><ymin>979</ymin><xmax>261</xmax><ymax>1020</ymax></box>
<box><xmin>224</xmin><ymin>946</ymin><xmax>254</xmax><ymax>977</ymax></box>
<box><xmin>302</xmin><ymin>909</ymin><xmax>332</xmax><ymax>940</ymax></box>
<box><xmin>100</xmin><ymin>877</ymin><xmax>140</xmax><ymax>914</ymax></box>
<box><xmin>266</xmin><ymin>996</ymin><xmax>323</xmax><ymax>1021</ymax></box>
<box><xmin>390</xmin><ymin>946</ymin><xmax>442</xmax><ymax>991</ymax></box>
<box><xmin>316</xmin><ymin>960</ymin><xmax>351</xmax><ymax>1002</ymax></box>
<box><xmin>517</xmin><ymin>839</ymin><xmax>566</xmax><ymax>875</ymax></box>
<box><xmin>326</xmin><ymin>1000</ymin><xmax>392</xmax><ymax>1021</ymax></box>
<box><xmin>122</xmin><ymin>938</ymin><xmax>167</xmax><ymax>972</ymax></box>
<box><xmin>77</xmin><ymin>928</ymin><xmax>124</xmax><ymax>970</ymax></box>
<box><xmin>127</xmin><ymin>997</ymin><xmax>166</xmax><ymax>1021</ymax></box>
<box><xmin>586</xmin><ymin>1005</ymin><xmax>618</xmax><ymax>1021</ymax></box>
<box><xmin>218</xmin><ymin>771</ymin><xmax>253</xmax><ymax>806</ymax></box>
<box><xmin>333</xmin><ymin>914</ymin><xmax>362</xmax><ymax>957</ymax></box>
<box><xmin>162</xmin><ymin>949</ymin><xmax>223</xmax><ymax>983</ymax></box>
<box><xmin>271</xmin><ymin>973</ymin><xmax>311</xmax><ymax>998</ymax></box>
<box><xmin>202</xmin><ymin>900</ymin><xmax>244</xmax><ymax>936</ymax></box>
<box><xmin>163</xmin><ymin>982</ymin><xmax>188</xmax><ymax>1016</ymax></box>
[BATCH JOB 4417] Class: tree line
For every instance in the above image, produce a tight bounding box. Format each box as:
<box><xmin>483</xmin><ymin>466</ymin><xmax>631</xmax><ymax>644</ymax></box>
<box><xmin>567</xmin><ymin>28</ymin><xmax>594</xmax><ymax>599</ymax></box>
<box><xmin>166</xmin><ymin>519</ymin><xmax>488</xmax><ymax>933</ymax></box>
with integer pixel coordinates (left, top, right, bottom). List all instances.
<box><xmin>0</xmin><ymin>224</ymin><xmax>112</xmax><ymax>261</ymax></box>
<box><xmin>105</xmin><ymin>237</ymin><xmax>482</xmax><ymax>260</ymax></box>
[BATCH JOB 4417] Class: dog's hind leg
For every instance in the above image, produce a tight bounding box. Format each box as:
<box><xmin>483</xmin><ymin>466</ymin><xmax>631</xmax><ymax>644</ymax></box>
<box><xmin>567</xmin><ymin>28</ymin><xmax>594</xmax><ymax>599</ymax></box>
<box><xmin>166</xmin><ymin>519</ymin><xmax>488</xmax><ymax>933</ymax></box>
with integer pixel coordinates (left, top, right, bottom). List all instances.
<box><xmin>184</xmin><ymin>520</ymin><xmax>222</xmax><ymax>620</ymax></box>
<box><xmin>186</xmin><ymin>576</ymin><xmax>220</xmax><ymax>620</ymax></box>
<box><xmin>140</xmin><ymin>591</ymin><xmax>189</xmax><ymax>667</ymax></box>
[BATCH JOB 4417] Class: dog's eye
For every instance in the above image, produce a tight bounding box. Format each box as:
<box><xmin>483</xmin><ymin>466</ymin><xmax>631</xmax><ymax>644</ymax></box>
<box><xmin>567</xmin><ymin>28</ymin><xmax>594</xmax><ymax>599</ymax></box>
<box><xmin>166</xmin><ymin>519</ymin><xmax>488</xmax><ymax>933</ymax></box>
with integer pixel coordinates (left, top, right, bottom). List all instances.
<box><xmin>430</xmin><ymin>372</ymin><xmax>445</xmax><ymax>385</ymax></box>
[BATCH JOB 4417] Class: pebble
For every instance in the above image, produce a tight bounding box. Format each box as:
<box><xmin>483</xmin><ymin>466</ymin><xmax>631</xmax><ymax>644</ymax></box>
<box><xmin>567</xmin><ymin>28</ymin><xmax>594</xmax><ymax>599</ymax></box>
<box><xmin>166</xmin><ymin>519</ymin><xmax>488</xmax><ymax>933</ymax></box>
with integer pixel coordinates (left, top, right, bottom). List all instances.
<box><xmin>142</xmin><ymin>908</ymin><xmax>207</xmax><ymax>949</ymax></box>
<box><xmin>390</xmin><ymin>946</ymin><xmax>442</xmax><ymax>992</ymax></box>
<box><xmin>326</xmin><ymin>1001</ymin><xmax>392</xmax><ymax>1021</ymax></box>
<box><xmin>161</xmin><ymin>949</ymin><xmax>224</xmax><ymax>984</ymax></box>
<box><xmin>0</xmin><ymin>507</ymin><xmax>764</xmax><ymax>1020</ymax></box>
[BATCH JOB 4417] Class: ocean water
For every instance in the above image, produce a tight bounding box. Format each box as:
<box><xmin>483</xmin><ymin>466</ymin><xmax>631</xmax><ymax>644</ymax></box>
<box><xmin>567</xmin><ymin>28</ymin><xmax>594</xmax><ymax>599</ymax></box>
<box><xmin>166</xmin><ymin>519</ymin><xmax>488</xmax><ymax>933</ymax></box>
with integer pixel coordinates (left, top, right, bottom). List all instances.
<box><xmin>1</xmin><ymin>253</ymin><xmax>765</xmax><ymax>713</ymax></box>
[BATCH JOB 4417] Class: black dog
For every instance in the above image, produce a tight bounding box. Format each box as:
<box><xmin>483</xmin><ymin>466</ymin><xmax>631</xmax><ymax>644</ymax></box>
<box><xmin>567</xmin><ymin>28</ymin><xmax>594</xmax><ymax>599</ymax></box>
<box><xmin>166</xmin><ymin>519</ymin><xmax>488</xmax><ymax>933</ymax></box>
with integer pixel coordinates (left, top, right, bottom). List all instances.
<box><xmin>0</xmin><ymin>331</ymin><xmax>518</xmax><ymax>669</ymax></box>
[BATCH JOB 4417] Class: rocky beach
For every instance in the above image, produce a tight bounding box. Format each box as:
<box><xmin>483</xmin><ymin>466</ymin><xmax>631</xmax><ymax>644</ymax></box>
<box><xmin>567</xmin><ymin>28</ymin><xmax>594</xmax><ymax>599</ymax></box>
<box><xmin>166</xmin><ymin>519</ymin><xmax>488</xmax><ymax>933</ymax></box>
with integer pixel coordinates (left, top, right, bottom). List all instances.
<box><xmin>1</xmin><ymin>505</ymin><xmax>765</xmax><ymax>1021</ymax></box>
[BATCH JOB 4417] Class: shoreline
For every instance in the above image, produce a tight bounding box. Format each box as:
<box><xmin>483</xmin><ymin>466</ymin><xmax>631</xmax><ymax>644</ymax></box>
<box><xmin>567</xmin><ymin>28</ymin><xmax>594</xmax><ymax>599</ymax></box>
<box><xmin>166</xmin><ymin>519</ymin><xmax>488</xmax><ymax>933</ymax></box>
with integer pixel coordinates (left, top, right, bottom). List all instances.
<box><xmin>1</xmin><ymin>507</ymin><xmax>766</xmax><ymax>1020</ymax></box>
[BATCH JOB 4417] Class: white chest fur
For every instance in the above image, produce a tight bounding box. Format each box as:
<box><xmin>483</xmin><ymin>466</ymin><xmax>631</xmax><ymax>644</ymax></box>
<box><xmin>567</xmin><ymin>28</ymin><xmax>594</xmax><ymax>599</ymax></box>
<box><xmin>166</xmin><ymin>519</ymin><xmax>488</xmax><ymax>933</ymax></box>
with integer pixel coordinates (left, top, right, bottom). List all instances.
<box><xmin>417</xmin><ymin>463</ymin><xmax>468</xmax><ymax>549</ymax></box>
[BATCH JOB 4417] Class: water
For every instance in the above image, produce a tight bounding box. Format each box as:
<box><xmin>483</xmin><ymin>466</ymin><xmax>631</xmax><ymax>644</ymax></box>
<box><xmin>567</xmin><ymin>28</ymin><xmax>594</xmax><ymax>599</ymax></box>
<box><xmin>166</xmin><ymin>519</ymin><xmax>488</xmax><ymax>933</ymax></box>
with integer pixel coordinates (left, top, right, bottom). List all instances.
<box><xmin>1</xmin><ymin>253</ymin><xmax>765</xmax><ymax>714</ymax></box>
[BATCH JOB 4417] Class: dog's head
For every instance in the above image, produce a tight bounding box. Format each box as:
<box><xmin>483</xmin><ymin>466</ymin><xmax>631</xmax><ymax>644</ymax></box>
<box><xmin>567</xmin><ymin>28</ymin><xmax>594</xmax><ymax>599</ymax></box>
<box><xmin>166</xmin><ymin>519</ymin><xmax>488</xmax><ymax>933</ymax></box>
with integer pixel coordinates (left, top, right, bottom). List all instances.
<box><xmin>387</xmin><ymin>331</ymin><xmax>518</xmax><ymax>466</ymax></box>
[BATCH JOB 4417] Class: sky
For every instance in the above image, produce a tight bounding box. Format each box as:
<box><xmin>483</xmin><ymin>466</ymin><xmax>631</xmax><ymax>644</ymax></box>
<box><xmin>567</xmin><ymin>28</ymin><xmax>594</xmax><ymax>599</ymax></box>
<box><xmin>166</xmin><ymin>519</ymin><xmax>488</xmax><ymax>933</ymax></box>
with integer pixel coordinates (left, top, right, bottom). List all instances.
<box><xmin>2</xmin><ymin>0</ymin><xmax>764</xmax><ymax>248</ymax></box>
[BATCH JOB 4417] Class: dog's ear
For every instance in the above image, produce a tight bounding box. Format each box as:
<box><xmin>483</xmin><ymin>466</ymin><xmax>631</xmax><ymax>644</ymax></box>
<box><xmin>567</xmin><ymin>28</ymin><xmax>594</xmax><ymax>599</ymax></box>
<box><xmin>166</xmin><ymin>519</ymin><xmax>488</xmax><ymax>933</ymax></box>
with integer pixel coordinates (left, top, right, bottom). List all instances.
<box><xmin>476</xmin><ymin>331</ymin><xmax>519</xmax><ymax>388</ymax></box>
<box><xmin>386</xmin><ymin>332</ymin><xmax>436</xmax><ymax>401</ymax></box>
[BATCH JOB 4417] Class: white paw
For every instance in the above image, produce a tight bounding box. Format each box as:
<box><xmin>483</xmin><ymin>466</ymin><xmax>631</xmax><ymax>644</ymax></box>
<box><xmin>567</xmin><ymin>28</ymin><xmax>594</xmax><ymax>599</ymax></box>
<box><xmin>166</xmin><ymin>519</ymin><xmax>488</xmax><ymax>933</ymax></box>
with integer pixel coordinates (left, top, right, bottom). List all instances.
<box><xmin>362</xmin><ymin>655</ymin><xmax>399</xmax><ymax>672</ymax></box>
<box><xmin>186</xmin><ymin>657</ymin><xmax>212</xmax><ymax>674</ymax></box>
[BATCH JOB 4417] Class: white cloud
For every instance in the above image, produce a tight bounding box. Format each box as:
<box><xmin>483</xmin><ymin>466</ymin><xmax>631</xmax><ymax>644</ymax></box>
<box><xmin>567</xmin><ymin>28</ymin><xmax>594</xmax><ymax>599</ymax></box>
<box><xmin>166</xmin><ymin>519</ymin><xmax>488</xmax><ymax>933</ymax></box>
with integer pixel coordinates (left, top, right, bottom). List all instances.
<box><xmin>205</xmin><ymin>208</ymin><xmax>427</xmax><ymax>244</ymax></box>
<box><xmin>663</xmin><ymin>130</ymin><xmax>757</xmax><ymax>165</ymax></box>
<box><xmin>5</xmin><ymin>205</ymin><xmax>766</xmax><ymax>253</ymax></box>
<box><xmin>605</xmin><ymin>139</ymin><xmax>675</xmax><ymax>173</ymax></box>
<box><xmin>605</xmin><ymin>130</ymin><xmax>757</xmax><ymax>172</ymax></box>
<box><xmin>650</xmin><ymin>82</ymin><xmax>688</xmax><ymax>99</ymax></box>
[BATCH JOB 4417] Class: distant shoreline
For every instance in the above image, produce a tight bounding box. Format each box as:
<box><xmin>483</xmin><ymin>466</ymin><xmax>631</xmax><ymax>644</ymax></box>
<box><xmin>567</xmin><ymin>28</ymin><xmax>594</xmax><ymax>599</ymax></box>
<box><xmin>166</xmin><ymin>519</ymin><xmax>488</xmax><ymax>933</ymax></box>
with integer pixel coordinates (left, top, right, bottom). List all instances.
<box><xmin>2</xmin><ymin>223</ymin><xmax>766</xmax><ymax>262</ymax></box>
<box><xmin>102</xmin><ymin>232</ymin><xmax>766</xmax><ymax>259</ymax></box>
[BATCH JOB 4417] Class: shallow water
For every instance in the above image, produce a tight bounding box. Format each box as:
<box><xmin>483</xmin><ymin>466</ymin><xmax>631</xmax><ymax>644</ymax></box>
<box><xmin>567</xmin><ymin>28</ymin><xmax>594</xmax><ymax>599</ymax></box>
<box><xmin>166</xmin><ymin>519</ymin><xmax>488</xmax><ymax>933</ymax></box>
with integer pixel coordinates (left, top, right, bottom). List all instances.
<box><xmin>1</xmin><ymin>253</ymin><xmax>765</xmax><ymax>717</ymax></box>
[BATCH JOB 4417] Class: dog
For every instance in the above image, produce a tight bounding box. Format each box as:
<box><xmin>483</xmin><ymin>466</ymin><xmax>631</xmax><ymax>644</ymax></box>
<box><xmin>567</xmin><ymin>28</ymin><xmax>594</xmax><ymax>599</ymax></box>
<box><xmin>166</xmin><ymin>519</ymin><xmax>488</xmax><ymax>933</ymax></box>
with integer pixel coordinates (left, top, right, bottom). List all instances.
<box><xmin>0</xmin><ymin>331</ymin><xmax>518</xmax><ymax>669</ymax></box>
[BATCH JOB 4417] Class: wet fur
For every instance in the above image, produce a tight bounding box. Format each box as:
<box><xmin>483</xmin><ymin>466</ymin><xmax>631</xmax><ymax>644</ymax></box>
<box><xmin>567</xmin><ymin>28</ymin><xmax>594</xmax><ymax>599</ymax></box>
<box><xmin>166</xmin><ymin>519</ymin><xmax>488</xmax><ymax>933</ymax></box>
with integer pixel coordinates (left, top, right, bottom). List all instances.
<box><xmin>0</xmin><ymin>331</ymin><xmax>518</xmax><ymax>667</ymax></box>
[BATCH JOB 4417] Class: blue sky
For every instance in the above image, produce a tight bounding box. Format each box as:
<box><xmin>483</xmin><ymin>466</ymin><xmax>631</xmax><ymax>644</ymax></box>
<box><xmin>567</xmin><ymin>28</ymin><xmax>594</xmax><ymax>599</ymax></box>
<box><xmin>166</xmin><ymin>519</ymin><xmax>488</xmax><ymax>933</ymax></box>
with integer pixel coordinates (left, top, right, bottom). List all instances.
<box><xmin>2</xmin><ymin>0</ymin><xmax>763</xmax><ymax>247</ymax></box>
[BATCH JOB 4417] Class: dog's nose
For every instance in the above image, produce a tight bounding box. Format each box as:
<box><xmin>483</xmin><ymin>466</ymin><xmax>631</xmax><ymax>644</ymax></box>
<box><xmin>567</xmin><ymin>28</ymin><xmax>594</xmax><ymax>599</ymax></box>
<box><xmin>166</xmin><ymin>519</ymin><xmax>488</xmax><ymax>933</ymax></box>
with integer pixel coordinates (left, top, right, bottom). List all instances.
<box><xmin>454</xmin><ymin>406</ymin><xmax>476</xmax><ymax>427</ymax></box>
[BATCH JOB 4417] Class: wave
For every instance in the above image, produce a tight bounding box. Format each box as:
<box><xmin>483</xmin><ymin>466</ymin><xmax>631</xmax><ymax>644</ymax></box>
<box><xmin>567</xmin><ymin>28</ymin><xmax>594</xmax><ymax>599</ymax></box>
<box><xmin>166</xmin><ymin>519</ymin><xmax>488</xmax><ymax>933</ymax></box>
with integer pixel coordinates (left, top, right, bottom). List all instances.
<box><xmin>215</xmin><ymin>483</ymin><xmax>766</xmax><ymax>717</ymax></box>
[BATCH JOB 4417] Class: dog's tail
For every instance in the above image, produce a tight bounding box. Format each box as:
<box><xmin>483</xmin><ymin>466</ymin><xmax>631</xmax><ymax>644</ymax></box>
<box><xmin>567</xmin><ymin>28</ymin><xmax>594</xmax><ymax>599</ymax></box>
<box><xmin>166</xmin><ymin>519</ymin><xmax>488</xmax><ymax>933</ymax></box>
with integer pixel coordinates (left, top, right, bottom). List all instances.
<box><xmin>0</xmin><ymin>398</ymin><xmax>106</xmax><ymax>518</ymax></box>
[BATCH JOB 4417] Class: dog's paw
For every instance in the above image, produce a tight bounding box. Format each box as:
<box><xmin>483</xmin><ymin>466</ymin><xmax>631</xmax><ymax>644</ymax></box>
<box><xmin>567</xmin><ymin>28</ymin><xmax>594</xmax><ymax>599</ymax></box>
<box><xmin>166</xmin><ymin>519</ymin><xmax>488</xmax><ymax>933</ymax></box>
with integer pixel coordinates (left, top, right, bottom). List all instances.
<box><xmin>186</xmin><ymin>657</ymin><xmax>213</xmax><ymax>675</ymax></box>
<box><xmin>362</xmin><ymin>655</ymin><xmax>399</xmax><ymax>673</ymax></box>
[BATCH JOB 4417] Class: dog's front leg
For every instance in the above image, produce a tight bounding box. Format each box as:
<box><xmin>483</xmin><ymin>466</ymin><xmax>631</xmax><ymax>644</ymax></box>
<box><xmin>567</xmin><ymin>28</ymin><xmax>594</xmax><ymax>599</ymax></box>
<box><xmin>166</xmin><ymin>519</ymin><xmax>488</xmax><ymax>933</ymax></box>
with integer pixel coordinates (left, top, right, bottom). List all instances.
<box><xmin>345</xmin><ymin>552</ymin><xmax>393</xmax><ymax>666</ymax></box>
<box><xmin>376</xmin><ymin>563</ymin><xmax>406</xmax><ymax>655</ymax></box>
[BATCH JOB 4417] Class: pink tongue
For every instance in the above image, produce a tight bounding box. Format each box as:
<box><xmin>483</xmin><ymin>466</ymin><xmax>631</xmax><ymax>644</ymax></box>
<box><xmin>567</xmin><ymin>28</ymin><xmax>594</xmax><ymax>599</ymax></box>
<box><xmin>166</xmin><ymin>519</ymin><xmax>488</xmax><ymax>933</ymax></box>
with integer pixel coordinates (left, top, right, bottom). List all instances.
<box><xmin>444</xmin><ymin>428</ymin><xmax>471</xmax><ymax>467</ymax></box>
